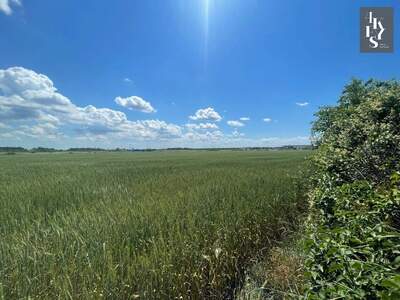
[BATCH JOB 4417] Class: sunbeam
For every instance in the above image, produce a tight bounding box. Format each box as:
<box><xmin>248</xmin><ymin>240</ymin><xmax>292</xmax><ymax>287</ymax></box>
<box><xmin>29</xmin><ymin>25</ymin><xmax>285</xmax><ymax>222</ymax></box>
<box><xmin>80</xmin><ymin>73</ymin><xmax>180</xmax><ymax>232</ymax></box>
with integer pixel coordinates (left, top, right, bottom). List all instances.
<box><xmin>203</xmin><ymin>0</ymin><xmax>210</xmax><ymax>67</ymax></box>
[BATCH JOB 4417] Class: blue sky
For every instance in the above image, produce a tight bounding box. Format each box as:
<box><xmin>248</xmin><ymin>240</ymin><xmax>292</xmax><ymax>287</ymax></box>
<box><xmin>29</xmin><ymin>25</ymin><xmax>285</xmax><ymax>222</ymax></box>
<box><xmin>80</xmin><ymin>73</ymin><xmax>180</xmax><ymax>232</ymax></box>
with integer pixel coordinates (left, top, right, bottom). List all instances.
<box><xmin>1</xmin><ymin>0</ymin><xmax>400</xmax><ymax>149</ymax></box>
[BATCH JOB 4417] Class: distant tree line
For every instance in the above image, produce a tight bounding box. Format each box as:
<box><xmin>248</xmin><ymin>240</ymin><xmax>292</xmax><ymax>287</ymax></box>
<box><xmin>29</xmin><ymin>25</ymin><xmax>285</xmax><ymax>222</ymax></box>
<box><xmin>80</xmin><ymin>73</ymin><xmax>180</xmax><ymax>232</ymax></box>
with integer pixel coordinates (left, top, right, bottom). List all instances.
<box><xmin>0</xmin><ymin>145</ymin><xmax>313</xmax><ymax>153</ymax></box>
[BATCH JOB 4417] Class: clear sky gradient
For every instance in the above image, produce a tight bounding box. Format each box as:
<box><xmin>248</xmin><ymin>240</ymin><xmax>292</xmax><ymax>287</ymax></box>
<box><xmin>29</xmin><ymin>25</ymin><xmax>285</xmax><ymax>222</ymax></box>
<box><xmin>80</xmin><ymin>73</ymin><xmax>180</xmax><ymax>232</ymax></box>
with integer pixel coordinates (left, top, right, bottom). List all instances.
<box><xmin>1</xmin><ymin>0</ymin><xmax>400</xmax><ymax>148</ymax></box>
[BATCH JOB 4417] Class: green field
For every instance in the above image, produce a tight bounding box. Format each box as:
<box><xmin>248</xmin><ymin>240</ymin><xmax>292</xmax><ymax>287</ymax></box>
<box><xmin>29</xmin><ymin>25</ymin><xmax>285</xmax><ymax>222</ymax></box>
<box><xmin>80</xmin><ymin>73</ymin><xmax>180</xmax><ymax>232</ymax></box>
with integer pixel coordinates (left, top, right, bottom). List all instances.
<box><xmin>0</xmin><ymin>150</ymin><xmax>309</xmax><ymax>299</ymax></box>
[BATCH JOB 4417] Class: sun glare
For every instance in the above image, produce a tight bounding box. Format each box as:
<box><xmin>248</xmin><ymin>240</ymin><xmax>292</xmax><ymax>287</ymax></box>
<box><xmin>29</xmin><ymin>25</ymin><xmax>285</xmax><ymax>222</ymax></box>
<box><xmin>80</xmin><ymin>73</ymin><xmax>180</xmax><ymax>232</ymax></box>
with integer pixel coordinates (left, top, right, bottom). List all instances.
<box><xmin>203</xmin><ymin>0</ymin><xmax>210</xmax><ymax>66</ymax></box>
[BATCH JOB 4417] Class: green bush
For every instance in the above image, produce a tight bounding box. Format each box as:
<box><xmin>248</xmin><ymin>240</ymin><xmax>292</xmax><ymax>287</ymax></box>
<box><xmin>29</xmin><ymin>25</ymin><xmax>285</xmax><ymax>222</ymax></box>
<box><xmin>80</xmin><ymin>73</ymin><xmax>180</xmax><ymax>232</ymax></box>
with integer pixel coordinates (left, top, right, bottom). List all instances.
<box><xmin>312</xmin><ymin>79</ymin><xmax>400</xmax><ymax>185</ymax></box>
<box><xmin>305</xmin><ymin>79</ymin><xmax>400</xmax><ymax>299</ymax></box>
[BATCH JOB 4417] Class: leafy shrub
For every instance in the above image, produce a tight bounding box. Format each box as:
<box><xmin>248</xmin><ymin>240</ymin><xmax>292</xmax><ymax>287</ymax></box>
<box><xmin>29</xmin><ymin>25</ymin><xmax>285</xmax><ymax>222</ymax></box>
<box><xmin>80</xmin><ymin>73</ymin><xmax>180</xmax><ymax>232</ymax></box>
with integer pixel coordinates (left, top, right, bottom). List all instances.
<box><xmin>312</xmin><ymin>79</ymin><xmax>400</xmax><ymax>185</ymax></box>
<box><xmin>305</xmin><ymin>79</ymin><xmax>400</xmax><ymax>299</ymax></box>
<box><xmin>306</xmin><ymin>176</ymin><xmax>400</xmax><ymax>299</ymax></box>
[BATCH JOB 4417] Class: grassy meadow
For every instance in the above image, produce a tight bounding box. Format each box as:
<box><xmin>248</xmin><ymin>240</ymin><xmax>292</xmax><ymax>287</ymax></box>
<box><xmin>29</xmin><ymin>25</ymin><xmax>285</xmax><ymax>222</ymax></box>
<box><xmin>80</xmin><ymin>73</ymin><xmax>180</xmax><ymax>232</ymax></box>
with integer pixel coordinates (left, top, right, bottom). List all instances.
<box><xmin>0</xmin><ymin>150</ymin><xmax>309</xmax><ymax>299</ymax></box>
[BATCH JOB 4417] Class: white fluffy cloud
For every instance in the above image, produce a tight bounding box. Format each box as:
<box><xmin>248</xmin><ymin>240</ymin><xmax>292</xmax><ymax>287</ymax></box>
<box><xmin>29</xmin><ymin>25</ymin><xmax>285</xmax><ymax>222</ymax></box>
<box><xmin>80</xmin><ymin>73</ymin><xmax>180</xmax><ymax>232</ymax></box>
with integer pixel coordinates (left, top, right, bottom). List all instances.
<box><xmin>189</xmin><ymin>107</ymin><xmax>222</xmax><ymax>122</ymax></box>
<box><xmin>0</xmin><ymin>67</ymin><xmax>180</xmax><ymax>140</ymax></box>
<box><xmin>296</xmin><ymin>102</ymin><xmax>309</xmax><ymax>107</ymax></box>
<box><xmin>0</xmin><ymin>67</ymin><xmax>79</xmax><ymax>123</ymax></box>
<box><xmin>240</xmin><ymin>117</ymin><xmax>250</xmax><ymax>121</ymax></box>
<box><xmin>263</xmin><ymin>118</ymin><xmax>272</xmax><ymax>123</ymax></box>
<box><xmin>19</xmin><ymin>123</ymin><xmax>61</xmax><ymax>139</ymax></box>
<box><xmin>183</xmin><ymin>130</ymin><xmax>223</xmax><ymax>142</ymax></box>
<box><xmin>0</xmin><ymin>0</ymin><xmax>21</xmax><ymax>15</ymax></box>
<box><xmin>0</xmin><ymin>67</ymin><xmax>311</xmax><ymax>148</ymax></box>
<box><xmin>115</xmin><ymin>96</ymin><xmax>156</xmax><ymax>113</ymax></box>
<box><xmin>232</xmin><ymin>129</ymin><xmax>244</xmax><ymax>137</ymax></box>
<box><xmin>185</xmin><ymin>123</ymin><xmax>219</xmax><ymax>130</ymax></box>
<box><xmin>227</xmin><ymin>120</ymin><xmax>244</xmax><ymax>127</ymax></box>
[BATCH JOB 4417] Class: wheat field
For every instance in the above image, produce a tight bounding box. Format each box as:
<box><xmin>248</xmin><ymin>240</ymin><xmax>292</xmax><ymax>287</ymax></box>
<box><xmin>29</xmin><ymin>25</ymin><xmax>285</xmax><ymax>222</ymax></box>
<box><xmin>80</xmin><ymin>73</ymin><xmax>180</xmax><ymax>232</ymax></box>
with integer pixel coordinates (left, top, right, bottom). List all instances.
<box><xmin>0</xmin><ymin>150</ymin><xmax>309</xmax><ymax>299</ymax></box>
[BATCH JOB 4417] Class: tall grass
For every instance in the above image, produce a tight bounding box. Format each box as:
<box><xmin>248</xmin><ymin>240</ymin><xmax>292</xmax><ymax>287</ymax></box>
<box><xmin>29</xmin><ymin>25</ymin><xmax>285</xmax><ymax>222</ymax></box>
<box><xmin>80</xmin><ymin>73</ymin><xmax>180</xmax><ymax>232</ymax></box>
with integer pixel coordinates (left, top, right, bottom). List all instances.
<box><xmin>0</xmin><ymin>150</ymin><xmax>309</xmax><ymax>299</ymax></box>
